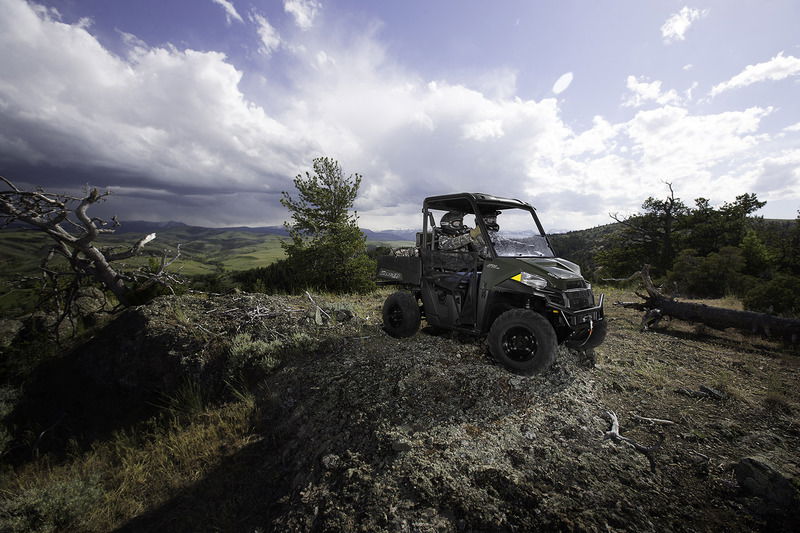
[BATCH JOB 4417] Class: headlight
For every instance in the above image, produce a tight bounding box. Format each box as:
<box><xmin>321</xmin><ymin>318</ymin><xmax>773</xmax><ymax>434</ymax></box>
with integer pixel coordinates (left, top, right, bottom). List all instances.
<box><xmin>510</xmin><ymin>272</ymin><xmax>548</xmax><ymax>289</ymax></box>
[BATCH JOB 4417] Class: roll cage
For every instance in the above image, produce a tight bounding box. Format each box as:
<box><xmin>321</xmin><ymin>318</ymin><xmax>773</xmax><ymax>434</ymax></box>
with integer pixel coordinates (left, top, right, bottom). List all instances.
<box><xmin>420</xmin><ymin>192</ymin><xmax>556</xmax><ymax>259</ymax></box>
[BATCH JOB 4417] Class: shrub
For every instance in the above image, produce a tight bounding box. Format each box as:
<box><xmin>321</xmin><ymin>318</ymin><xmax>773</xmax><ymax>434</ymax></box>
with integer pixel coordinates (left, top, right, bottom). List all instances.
<box><xmin>667</xmin><ymin>246</ymin><xmax>746</xmax><ymax>298</ymax></box>
<box><xmin>233</xmin><ymin>259</ymin><xmax>302</xmax><ymax>294</ymax></box>
<box><xmin>227</xmin><ymin>333</ymin><xmax>282</xmax><ymax>379</ymax></box>
<box><xmin>740</xmin><ymin>228</ymin><xmax>771</xmax><ymax>276</ymax></box>
<box><xmin>189</xmin><ymin>272</ymin><xmax>234</xmax><ymax>293</ymax></box>
<box><xmin>743</xmin><ymin>274</ymin><xmax>800</xmax><ymax>316</ymax></box>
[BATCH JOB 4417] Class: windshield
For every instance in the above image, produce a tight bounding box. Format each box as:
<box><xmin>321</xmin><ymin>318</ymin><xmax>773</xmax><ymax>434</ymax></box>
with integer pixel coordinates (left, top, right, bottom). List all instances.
<box><xmin>487</xmin><ymin>207</ymin><xmax>555</xmax><ymax>258</ymax></box>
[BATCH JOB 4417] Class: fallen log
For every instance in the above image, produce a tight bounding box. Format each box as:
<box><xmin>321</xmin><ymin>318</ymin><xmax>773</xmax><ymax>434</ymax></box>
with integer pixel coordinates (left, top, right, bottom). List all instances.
<box><xmin>634</xmin><ymin>265</ymin><xmax>800</xmax><ymax>343</ymax></box>
<box><xmin>645</xmin><ymin>297</ymin><xmax>799</xmax><ymax>341</ymax></box>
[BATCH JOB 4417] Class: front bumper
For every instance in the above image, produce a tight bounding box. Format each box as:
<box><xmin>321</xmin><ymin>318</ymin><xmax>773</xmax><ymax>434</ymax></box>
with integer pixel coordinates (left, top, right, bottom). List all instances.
<box><xmin>554</xmin><ymin>294</ymin><xmax>607</xmax><ymax>350</ymax></box>
<box><xmin>555</xmin><ymin>293</ymin><xmax>604</xmax><ymax>324</ymax></box>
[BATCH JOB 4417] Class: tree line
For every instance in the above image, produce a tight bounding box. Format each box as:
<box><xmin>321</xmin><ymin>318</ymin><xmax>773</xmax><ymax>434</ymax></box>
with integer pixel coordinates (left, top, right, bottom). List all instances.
<box><xmin>552</xmin><ymin>184</ymin><xmax>800</xmax><ymax>316</ymax></box>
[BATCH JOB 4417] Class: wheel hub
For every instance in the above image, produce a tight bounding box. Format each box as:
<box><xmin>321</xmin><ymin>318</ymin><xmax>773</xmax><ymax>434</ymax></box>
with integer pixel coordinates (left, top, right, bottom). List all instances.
<box><xmin>388</xmin><ymin>305</ymin><xmax>404</xmax><ymax>327</ymax></box>
<box><xmin>502</xmin><ymin>326</ymin><xmax>538</xmax><ymax>362</ymax></box>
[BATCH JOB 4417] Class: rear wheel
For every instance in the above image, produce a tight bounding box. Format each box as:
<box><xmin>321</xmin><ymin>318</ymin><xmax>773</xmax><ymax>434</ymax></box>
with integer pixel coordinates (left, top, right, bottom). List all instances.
<box><xmin>382</xmin><ymin>291</ymin><xmax>421</xmax><ymax>338</ymax></box>
<box><xmin>488</xmin><ymin>309</ymin><xmax>557</xmax><ymax>375</ymax></box>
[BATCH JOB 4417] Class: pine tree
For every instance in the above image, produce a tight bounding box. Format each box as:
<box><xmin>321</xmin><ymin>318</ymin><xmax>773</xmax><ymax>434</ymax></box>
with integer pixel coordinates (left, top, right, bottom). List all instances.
<box><xmin>280</xmin><ymin>157</ymin><xmax>375</xmax><ymax>293</ymax></box>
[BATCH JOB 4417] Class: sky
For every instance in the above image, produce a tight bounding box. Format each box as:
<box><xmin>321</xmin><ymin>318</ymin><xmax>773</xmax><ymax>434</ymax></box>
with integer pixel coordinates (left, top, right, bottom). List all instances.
<box><xmin>1</xmin><ymin>0</ymin><xmax>799</xmax><ymax>232</ymax></box>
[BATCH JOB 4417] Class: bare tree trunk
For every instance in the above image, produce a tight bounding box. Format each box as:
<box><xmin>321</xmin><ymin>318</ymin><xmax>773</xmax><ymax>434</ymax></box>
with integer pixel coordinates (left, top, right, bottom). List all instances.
<box><xmin>1</xmin><ymin>177</ymin><xmax>169</xmax><ymax>310</ymax></box>
<box><xmin>634</xmin><ymin>265</ymin><xmax>800</xmax><ymax>343</ymax></box>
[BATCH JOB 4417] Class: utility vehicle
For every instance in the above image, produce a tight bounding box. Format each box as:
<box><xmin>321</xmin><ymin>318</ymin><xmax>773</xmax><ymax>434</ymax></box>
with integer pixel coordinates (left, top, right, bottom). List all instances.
<box><xmin>376</xmin><ymin>192</ymin><xmax>605</xmax><ymax>375</ymax></box>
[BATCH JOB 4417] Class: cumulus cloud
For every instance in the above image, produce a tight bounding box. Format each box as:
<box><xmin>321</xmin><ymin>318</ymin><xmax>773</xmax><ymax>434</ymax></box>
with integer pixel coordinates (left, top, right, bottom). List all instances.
<box><xmin>684</xmin><ymin>81</ymin><xmax>699</xmax><ymax>101</ymax></box>
<box><xmin>710</xmin><ymin>51</ymin><xmax>800</xmax><ymax>97</ymax></box>
<box><xmin>625</xmin><ymin>106</ymin><xmax>771</xmax><ymax>174</ymax></box>
<box><xmin>211</xmin><ymin>0</ymin><xmax>243</xmax><ymax>24</ymax></box>
<box><xmin>284</xmin><ymin>0</ymin><xmax>320</xmax><ymax>30</ymax></box>
<box><xmin>661</xmin><ymin>6</ymin><xmax>708</xmax><ymax>43</ymax></box>
<box><xmin>552</xmin><ymin>72</ymin><xmax>573</xmax><ymax>95</ymax></box>
<box><xmin>564</xmin><ymin>116</ymin><xmax>620</xmax><ymax>157</ymax></box>
<box><xmin>785</xmin><ymin>122</ymin><xmax>800</xmax><ymax>132</ymax></box>
<box><xmin>751</xmin><ymin>150</ymin><xmax>800</xmax><ymax>195</ymax></box>
<box><xmin>251</xmin><ymin>12</ymin><xmax>280</xmax><ymax>56</ymax></box>
<box><xmin>463</xmin><ymin>119</ymin><xmax>504</xmax><ymax>141</ymax></box>
<box><xmin>0</xmin><ymin>1</ymin><xmax>309</xmax><ymax>198</ymax></box>
<box><xmin>622</xmin><ymin>76</ymin><xmax>681</xmax><ymax>107</ymax></box>
<box><xmin>282</xmin><ymin>41</ymin><xmax>574</xmax><ymax>213</ymax></box>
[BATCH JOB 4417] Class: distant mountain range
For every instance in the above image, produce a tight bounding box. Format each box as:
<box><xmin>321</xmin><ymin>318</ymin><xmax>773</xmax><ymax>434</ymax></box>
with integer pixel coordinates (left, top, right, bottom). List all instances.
<box><xmin>111</xmin><ymin>220</ymin><xmax>419</xmax><ymax>242</ymax></box>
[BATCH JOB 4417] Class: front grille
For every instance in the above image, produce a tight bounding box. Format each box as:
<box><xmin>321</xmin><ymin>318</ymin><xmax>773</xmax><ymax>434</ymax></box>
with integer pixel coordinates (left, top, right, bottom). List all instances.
<box><xmin>565</xmin><ymin>288</ymin><xmax>594</xmax><ymax>310</ymax></box>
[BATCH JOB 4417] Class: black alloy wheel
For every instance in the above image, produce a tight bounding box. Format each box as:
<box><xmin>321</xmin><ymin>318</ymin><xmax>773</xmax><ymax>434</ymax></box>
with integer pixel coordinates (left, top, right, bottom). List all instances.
<box><xmin>488</xmin><ymin>309</ymin><xmax>557</xmax><ymax>375</ymax></box>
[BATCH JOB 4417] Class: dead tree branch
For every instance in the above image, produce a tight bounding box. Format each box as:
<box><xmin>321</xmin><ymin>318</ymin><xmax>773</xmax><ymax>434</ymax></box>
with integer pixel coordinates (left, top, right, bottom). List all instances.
<box><xmin>1</xmin><ymin>177</ymin><xmax>178</xmax><ymax>314</ymax></box>
<box><xmin>604</xmin><ymin>410</ymin><xmax>665</xmax><ymax>473</ymax></box>
<box><xmin>675</xmin><ymin>385</ymin><xmax>726</xmax><ymax>400</ymax></box>
<box><xmin>305</xmin><ymin>291</ymin><xmax>332</xmax><ymax>322</ymax></box>
<box><xmin>632</xmin><ymin>414</ymin><xmax>676</xmax><ymax>426</ymax></box>
<box><xmin>602</xmin><ymin>270</ymin><xmax>644</xmax><ymax>284</ymax></box>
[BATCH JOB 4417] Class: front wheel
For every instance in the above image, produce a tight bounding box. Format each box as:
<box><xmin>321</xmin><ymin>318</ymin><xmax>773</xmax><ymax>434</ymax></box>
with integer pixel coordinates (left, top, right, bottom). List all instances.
<box><xmin>382</xmin><ymin>291</ymin><xmax>421</xmax><ymax>338</ymax></box>
<box><xmin>488</xmin><ymin>309</ymin><xmax>557</xmax><ymax>375</ymax></box>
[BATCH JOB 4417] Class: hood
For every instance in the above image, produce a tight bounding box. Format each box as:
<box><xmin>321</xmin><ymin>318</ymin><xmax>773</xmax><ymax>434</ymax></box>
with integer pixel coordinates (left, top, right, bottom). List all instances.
<box><xmin>517</xmin><ymin>257</ymin><xmax>583</xmax><ymax>283</ymax></box>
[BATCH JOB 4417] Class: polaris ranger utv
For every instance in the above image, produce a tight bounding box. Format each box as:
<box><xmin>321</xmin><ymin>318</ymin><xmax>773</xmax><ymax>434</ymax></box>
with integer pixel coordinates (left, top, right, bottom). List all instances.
<box><xmin>376</xmin><ymin>192</ymin><xmax>606</xmax><ymax>375</ymax></box>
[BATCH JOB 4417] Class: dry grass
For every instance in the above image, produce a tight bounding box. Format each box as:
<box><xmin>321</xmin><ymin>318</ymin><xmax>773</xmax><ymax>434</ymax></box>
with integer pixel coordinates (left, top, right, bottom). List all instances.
<box><xmin>0</xmin><ymin>399</ymin><xmax>256</xmax><ymax>532</ymax></box>
<box><xmin>598</xmin><ymin>285</ymin><xmax>799</xmax><ymax>474</ymax></box>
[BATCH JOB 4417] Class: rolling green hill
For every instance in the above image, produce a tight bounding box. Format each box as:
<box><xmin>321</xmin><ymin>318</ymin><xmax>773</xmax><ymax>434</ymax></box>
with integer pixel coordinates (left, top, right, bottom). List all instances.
<box><xmin>0</xmin><ymin>225</ymin><xmax>414</xmax><ymax>279</ymax></box>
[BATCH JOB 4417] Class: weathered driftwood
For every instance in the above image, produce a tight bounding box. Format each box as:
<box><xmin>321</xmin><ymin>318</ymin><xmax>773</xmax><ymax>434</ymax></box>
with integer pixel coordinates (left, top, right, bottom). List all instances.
<box><xmin>628</xmin><ymin>265</ymin><xmax>800</xmax><ymax>343</ymax></box>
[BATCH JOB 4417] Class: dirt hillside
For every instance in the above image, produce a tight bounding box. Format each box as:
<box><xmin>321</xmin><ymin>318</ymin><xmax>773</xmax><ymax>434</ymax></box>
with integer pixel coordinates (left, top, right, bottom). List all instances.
<box><xmin>106</xmin><ymin>288</ymin><xmax>800</xmax><ymax>531</ymax></box>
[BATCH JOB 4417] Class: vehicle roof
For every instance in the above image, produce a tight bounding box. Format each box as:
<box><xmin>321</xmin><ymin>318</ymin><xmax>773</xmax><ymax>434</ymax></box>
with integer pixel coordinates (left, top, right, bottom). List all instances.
<box><xmin>423</xmin><ymin>192</ymin><xmax>533</xmax><ymax>212</ymax></box>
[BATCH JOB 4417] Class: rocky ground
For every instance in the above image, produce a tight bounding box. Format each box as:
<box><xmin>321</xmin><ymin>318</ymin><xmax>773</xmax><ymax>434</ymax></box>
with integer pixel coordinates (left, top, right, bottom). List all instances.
<box><xmin>4</xmin><ymin>288</ymin><xmax>799</xmax><ymax>531</ymax></box>
<box><xmin>254</xmin><ymin>291</ymin><xmax>800</xmax><ymax>532</ymax></box>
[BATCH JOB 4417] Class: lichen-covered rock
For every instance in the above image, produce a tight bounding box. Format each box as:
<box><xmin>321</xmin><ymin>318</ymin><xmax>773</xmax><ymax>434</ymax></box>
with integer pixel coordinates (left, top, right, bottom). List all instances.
<box><xmin>736</xmin><ymin>456</ymin><xmax>799</xmax><ymax>509</ymax></box>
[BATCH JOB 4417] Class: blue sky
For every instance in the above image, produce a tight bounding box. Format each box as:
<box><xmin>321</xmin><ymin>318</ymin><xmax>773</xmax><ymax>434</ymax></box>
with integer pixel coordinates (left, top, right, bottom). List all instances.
<box><xmin>1</xmin><ymin>0</ymin><xmax>799</xmax><ymax>231</ymax></box>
